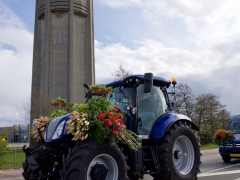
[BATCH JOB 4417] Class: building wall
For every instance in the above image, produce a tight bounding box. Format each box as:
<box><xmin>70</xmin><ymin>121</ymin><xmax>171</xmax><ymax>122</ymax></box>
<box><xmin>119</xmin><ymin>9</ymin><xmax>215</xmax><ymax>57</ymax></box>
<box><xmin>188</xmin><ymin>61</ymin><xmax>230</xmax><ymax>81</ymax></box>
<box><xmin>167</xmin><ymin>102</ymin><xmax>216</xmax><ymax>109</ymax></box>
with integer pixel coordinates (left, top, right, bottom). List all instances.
<box><xmin>0</xmin><ymin>124</ymin><xmax>29</xmax><ymax>142</ymax></box>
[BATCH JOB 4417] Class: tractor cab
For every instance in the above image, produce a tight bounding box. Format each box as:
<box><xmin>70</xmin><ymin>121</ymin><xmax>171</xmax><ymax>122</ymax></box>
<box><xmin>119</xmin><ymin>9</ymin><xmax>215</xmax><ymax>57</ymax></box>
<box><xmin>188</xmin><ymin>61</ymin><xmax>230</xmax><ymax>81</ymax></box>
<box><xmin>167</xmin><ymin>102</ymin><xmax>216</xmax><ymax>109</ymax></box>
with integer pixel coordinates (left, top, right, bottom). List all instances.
<box><xmin>106</xmin><ymin>73</ymin><xmax>173</xmax><ymax>136</ymax></box>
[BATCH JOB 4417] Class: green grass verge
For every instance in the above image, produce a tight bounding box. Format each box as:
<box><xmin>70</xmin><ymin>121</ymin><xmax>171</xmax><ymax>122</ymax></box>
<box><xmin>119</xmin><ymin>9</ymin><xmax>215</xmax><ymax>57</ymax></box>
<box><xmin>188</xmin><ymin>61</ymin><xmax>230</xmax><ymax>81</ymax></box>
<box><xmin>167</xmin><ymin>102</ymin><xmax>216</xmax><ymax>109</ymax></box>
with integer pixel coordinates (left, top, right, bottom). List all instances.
<box><xmin>200</xmin><ymin>143</ymin><xmax>218</xmax><ymax>150</ymax></box>
<box><xmin>0</xmin><ymin>149</ymin><xmax>25</xmax><ymax>170</ymax></box>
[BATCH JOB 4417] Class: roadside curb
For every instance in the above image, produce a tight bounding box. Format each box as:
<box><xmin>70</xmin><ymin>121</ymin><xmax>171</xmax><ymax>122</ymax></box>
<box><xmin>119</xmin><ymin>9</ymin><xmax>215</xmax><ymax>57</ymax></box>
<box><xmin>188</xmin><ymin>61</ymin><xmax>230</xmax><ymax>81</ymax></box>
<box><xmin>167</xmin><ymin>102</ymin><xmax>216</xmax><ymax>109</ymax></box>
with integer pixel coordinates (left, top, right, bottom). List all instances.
<box><xmin>201</xmin><ymin>148</ymin><xmax>219</xmax><ymax>156</ymax></box>
<box><xmin>0</xmin><ymin>169</ymin><xmax>23</xmax><ymax>180</ymax></box>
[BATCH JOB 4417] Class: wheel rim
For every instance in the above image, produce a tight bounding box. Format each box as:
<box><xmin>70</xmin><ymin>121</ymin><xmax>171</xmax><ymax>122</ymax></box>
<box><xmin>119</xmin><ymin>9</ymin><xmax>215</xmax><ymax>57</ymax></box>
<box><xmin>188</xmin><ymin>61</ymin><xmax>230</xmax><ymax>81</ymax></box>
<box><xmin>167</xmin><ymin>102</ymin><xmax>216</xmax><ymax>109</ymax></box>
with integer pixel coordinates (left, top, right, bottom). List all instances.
<box><xmin>173</xmin><ymin>135</ymin><xmax>194</xmax><ymax>175</ymax></box>
<box><xmin>87</xmin><ymin>154</ymin><xmax>118</xmax><ymax>180</ymax></box>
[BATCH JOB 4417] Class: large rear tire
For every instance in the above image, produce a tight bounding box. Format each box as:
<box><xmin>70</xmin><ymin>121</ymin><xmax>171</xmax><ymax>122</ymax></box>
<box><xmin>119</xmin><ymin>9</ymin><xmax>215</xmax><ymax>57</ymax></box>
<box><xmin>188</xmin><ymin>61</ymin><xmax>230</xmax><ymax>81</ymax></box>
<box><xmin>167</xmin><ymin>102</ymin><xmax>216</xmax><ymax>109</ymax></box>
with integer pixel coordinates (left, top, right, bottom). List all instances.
<box><xmin>154</xmin><ymin>121</ymin><xmax>200</xmax><ymax>180</ymax></box>
<box><xmin>22</xmin><ymin>143</ymin><xmax>43</xmax><ymax>180</ymax></box>
<box><xmin>59</xmin><ymin>140</ymin><xmax>128</xmax><ymax>180</ymax></box>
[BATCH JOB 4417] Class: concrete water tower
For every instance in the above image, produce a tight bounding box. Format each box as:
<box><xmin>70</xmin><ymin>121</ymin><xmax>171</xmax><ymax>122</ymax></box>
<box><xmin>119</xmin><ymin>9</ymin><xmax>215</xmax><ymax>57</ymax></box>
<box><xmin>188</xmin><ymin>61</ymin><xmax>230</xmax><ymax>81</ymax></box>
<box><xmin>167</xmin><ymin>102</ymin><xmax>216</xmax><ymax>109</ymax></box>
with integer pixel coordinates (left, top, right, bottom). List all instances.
<box><xmin>30</xmin><ymin>0</ymin><xmax>95</xmax><ymax>129</ymax></box>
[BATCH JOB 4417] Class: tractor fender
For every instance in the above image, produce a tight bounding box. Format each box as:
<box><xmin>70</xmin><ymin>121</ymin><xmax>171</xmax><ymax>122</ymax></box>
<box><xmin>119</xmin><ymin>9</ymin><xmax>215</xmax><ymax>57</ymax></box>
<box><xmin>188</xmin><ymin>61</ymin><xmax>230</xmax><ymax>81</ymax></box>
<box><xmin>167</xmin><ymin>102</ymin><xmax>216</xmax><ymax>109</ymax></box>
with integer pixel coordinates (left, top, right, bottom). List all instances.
<box><xmin>150</xmin><ymin>113</ymin><xmax>198</xmax><ymax>140</ymax></box>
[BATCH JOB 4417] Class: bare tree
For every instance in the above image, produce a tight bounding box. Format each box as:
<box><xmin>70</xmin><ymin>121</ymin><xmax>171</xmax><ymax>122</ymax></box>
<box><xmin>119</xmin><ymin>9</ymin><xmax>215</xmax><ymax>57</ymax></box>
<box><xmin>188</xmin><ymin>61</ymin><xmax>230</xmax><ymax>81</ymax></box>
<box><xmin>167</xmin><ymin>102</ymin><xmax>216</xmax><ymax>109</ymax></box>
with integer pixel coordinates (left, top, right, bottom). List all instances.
<box><xmin>111</xmin><ymin>65</ymin><xmax>132</xmax><ymax>80</ymax></box>
<box><xmin>169</xmin><ymin>84</ymin><xmax>231</xmax><ymax>138</ymax></box>
<box><xmin>22</xmin><ymin>96</ymin><xmax>31</xmax><ymax>124</ymax></box>
<box><xmin>170</xmin><ymin>83</ymin><xmax>195</xmax><ymax>119</ymax></box>
<box><xmin>23</xmin><ymin>92</ymin><xmax>52</xmax><ymax>124</ymax></box>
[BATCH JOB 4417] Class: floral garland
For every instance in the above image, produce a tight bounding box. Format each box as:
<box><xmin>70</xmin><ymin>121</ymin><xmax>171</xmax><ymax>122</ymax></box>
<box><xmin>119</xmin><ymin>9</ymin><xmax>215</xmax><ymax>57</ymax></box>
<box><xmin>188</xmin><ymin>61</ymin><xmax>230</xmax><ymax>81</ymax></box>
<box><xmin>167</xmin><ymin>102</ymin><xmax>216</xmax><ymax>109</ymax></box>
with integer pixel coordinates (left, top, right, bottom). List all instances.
<box><xmin>31</xmin><ymin>116</ymin><xmax>51</xmax><ymax>140</ymax></box>
<box><xmin>66</xmin><ymin>112</ymin><xmax>89</xmax><ymax>141</ymax></box>
<box><xmin>213</xmin><ymin>129</ymin><xmax>235</xmax><ymax>146</ymax></box>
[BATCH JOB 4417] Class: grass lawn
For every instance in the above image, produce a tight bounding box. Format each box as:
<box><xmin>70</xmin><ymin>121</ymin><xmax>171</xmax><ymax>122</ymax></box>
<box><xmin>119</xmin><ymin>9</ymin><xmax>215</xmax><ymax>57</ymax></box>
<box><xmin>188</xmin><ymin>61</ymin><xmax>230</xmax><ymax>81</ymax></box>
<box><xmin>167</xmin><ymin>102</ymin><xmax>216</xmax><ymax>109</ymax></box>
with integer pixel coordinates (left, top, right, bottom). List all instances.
<box><xmin>200</xmin><ymin>143</ymin><xmax>218</xmax><ymax>150</ymax></box>
<box><xmin>0</xmin><ymin>148</ymin><xmax>25</xmax><ymax>170</ymax></box>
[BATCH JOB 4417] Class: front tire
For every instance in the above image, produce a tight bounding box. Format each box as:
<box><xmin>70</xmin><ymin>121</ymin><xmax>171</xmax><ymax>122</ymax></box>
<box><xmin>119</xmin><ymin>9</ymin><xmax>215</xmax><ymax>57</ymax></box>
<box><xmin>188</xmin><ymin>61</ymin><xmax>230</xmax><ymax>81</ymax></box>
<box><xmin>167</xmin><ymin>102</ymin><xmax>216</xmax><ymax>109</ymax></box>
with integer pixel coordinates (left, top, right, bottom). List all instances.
<box><xmin>222</xmin><ymin>155</ymin><xmax>231</xmax><ymax>162</ymax></box>
<box><xmin>22</xmin><ymin>143</ymin><xmax>43</xmax><ymax>180</ymax></box>
<box><xmin>59</xmin><ymin>140</ymin><xmax>128</xmax><ymax>180</ymax></box>
<box><xmin>154</xmin><ymin>121</ymin><xmax>200</xmax><ymax>180</ymax></box>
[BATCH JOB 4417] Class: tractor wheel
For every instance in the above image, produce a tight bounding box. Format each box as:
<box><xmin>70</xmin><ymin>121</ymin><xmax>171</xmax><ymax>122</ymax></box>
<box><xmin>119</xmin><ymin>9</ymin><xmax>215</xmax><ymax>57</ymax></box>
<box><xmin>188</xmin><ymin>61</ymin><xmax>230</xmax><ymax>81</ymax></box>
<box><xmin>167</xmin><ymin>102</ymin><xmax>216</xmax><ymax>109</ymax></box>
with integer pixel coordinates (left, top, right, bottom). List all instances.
<box><xmin>22</xmin><ymin>143</ymin><xmax>43</xmax><ymax>180</ymax></box>
<box><xmin>154</xmin><ymin>121</ymin><xmax>200</xmax><ymax>180</ymax></box>
<box><xmin>59</xmin><ymin>140</ymin><xmax>128</xmax><ymax>180</ymax></box>
<box><xmin>222</xmin><ymin>155</ymin><xmax>231</xmax><ymax>162</ymax></box>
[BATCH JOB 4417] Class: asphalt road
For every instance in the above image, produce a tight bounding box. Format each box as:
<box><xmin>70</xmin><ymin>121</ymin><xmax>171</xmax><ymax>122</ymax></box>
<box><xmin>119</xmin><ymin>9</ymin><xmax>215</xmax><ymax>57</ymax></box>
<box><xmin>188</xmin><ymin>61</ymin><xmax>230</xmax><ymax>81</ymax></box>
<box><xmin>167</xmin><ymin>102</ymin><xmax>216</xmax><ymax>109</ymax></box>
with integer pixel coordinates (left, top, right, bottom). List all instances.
<box><xmin>198</xmin><ymin>153</ymin><xmax>240</xmax><ymax>180</ymax></box>
<box><xmin>142</xmin><ymin>148</ymin><xmax>240</xmax><ymax>180</ymax></box>
<box><xmin>2</xmin><ymin>148</ymin><xmax>240</xmax><ymax>180</ymax></box>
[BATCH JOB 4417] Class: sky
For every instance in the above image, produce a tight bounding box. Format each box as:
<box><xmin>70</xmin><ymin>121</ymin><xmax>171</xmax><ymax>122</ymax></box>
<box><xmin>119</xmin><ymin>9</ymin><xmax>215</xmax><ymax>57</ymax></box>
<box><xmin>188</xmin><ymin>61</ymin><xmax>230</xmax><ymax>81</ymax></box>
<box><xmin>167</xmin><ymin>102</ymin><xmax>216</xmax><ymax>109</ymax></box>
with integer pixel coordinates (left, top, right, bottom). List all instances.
<box><xmin>1</xmin><ymin>0</ymin><xmax>240</xmax><ymax>127</ymax></box>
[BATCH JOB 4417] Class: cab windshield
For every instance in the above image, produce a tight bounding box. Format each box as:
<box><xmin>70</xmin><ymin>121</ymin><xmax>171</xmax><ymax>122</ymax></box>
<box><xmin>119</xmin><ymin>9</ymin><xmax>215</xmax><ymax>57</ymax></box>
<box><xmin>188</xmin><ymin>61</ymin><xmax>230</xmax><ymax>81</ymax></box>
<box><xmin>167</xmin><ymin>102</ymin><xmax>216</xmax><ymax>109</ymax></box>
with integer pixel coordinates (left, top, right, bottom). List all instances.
<box><xmin>137</xmin><ymin>84</ymin><xmax>167</xmax><ymax>135</ymax></box>
<box><xmin>228</xmin><ymin>121</ymin><xmax>240</xmax><ymax>134</ymax></box>
<box><xmin>106</xmin><ymin>85</ymin><xmax>168</xmax><ymax>135</ymax></box>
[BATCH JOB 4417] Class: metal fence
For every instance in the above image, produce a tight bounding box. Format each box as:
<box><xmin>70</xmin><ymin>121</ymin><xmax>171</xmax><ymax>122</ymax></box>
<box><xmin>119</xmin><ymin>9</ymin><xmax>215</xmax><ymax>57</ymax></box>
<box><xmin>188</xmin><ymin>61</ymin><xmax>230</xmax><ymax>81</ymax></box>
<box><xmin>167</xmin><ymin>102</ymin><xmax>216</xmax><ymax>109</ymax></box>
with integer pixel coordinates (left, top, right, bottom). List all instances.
<box><xmin>0</xmin><ymin>142</ymin><xmax>28</xmax><ymax>170</ymax></box>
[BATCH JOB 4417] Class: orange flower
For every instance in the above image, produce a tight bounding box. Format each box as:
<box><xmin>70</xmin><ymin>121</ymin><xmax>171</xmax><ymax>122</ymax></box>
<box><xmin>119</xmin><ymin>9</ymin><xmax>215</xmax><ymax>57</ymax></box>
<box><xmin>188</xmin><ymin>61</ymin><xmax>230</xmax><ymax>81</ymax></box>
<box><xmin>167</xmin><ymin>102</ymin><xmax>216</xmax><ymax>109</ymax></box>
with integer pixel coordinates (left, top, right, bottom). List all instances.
<box><xmin>118</xmin><ymin>113</ymin><xmax>124</xmax><ymax>119</ymax></box>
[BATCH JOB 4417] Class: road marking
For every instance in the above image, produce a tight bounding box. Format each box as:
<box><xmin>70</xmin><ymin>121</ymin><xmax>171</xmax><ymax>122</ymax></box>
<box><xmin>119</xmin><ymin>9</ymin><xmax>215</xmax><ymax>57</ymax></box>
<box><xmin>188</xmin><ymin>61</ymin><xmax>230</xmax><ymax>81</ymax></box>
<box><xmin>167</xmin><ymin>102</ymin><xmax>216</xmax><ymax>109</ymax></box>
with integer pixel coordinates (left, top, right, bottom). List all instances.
<box><xmin>201</xmin><ymin>163</ymin><xmax>240</xmax><ymax>174</ymax></box>
<box><xmin>198</xmin><ymin>170</ymin><xmax>240</xmax><ymax>177</ymax></box>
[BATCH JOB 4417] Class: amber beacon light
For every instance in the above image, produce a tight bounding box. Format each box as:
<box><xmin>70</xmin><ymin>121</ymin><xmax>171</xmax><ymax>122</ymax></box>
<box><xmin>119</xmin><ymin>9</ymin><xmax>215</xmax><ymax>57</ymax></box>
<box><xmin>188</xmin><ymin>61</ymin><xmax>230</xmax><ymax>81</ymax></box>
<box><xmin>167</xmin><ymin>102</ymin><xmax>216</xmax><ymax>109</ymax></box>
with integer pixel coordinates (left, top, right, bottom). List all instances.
<box><xmin>172</xmin><ymin>77</ymin><xmax>177</xmax><ymax>85</ymax></box>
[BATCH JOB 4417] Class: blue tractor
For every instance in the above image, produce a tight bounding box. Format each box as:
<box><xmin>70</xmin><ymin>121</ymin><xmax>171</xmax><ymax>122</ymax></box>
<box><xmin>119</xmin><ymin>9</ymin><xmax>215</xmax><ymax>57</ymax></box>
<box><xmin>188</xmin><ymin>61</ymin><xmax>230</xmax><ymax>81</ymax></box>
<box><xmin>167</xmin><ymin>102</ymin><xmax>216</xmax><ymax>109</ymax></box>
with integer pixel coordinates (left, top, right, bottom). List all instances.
<box><xmin>22</xmin><ymin>73</ymin><xmax>200</xmax><ymax>180</ymax></box>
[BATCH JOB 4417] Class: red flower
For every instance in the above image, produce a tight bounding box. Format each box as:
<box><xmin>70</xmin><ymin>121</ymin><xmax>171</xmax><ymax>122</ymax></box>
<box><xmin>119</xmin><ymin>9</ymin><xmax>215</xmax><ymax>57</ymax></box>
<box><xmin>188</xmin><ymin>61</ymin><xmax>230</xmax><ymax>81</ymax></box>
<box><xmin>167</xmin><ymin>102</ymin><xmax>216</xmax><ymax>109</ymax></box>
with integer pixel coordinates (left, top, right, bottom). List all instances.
<box><xmin>220</xmin><ymin>133</ymin><xmax>226</xmax><ymax>139</ymax></box>
<box><xmin>106</xmin><ymin>120</ymin><xmax>112</xmax><ymax>127</ymax></box>
<box><xmin>115</xmin><ymin>114</ymin><xmax>119</xmax><ymax>119</ymax></box>
<box><xmin>115</xmin><ymin>119</ymin><xmax>125</xmax><ymax>127</ymax></box>
<box><xmin>107</xmin><ymin>110</ymin><xmax>113</xmax><ymax>116</ymax></box>
<box><xmin>112</xmin><ymin>127</ymin><xmax>119</xmax><ymax>135</ymax></box>
<box><xmin>98</xmin><ymin>113</ymin><xmax>106</xmax><ymax>119</ymax></box>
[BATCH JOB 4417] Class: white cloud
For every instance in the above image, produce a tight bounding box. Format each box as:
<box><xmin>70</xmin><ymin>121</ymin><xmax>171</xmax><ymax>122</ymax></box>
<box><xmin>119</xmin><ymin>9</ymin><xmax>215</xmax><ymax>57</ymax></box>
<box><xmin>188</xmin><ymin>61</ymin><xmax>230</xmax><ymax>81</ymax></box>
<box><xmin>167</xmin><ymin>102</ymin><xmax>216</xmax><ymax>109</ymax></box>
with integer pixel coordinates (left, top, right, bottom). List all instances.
<box><xmin>98</xmin><ymin>0</ymin><xmax>143</xmax><ymax>8</ymax></box>
<box><xmin>0</xmin><ymin>2</ymin><xmax>33</xmax><ymax>127</ymax></box>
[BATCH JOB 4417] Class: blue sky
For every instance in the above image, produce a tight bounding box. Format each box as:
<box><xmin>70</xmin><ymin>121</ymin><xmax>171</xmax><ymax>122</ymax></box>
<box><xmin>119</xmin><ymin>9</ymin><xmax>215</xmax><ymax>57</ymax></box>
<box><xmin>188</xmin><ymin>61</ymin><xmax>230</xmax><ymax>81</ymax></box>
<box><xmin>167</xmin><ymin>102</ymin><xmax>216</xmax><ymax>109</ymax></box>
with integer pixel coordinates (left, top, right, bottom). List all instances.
<box><xmin>1</xmin><ymin>0</ymin><xmax>240</xmax><ymax>127</ymax></box>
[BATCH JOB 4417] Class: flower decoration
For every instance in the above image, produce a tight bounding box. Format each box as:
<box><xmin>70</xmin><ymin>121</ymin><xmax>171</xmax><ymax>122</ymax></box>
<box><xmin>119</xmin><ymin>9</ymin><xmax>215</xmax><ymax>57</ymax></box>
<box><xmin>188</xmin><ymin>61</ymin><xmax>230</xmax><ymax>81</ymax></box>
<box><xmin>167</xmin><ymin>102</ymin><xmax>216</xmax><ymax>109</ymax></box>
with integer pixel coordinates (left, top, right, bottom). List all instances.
<box><xmin>95</xmin><ymin>107</ymin><xmax>140</xmax><ymax>150</ymax></box>
<box><xmin>31</xmin><ymin>116</ymin><xmax>51</xmax><ymax>140</ymax></box>
<box><xmin>51</xmin><ymin>96</ymin><xmax>67</xmax><ymax>107</ymax></box>
<box><xmin>89</xmin><ymin>84</ymin><xmax>113</xmax><ymax>95</ymax></box>
<box><xmin>31</xmin><ymin>87</ymin><xmax>141</xmax><ymax>150</ymax></box>
<box><xmin>66</xmin><ymin>112</ymin><xmax>89</xmax><ymax>141</ymax></box>
<box><xmin>213</xmin><ymin>129</ymin><xmax>235</xmax><ymax>146</ymax></box>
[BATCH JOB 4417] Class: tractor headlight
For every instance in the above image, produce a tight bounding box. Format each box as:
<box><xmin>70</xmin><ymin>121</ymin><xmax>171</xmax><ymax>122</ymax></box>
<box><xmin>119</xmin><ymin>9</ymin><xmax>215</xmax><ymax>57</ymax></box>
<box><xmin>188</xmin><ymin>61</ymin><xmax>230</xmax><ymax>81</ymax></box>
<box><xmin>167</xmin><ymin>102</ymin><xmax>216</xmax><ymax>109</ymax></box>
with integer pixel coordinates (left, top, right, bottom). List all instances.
<box><xmin>52</xmin><ymin>121</ymin><xmax>65</xmax><ymax>140</ymax></box>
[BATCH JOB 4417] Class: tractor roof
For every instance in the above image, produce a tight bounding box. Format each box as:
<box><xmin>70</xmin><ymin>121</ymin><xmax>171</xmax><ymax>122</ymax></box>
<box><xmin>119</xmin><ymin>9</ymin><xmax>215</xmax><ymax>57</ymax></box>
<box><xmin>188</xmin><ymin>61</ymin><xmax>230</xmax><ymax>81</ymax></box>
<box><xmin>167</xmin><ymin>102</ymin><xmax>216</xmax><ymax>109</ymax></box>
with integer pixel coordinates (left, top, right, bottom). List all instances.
<box><xmin>105</xmin><ymin>74</ymin><xmax>171</xmax><ymax>88</ymax></box>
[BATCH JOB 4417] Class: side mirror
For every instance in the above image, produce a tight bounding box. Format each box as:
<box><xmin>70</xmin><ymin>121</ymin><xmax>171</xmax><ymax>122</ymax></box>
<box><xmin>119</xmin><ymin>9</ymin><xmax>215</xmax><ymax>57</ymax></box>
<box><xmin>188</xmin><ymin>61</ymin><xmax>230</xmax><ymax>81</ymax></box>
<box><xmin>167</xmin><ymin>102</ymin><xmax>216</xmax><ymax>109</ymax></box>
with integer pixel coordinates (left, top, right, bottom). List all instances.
<box><xmin>143</xmin><ymin>73</ymin><xmax>153</xmax><ymax>93</ymax></box>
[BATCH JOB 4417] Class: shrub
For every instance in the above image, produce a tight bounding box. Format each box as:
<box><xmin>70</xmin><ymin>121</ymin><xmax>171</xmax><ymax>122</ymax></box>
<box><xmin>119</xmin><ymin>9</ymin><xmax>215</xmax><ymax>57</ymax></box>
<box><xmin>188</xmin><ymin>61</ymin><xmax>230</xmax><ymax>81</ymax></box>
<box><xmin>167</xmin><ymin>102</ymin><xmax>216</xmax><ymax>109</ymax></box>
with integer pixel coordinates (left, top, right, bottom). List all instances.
<box><xmin>0</xmin><ymin>130</ymin><xmax>9</xmax><ymax>166</ymax></box>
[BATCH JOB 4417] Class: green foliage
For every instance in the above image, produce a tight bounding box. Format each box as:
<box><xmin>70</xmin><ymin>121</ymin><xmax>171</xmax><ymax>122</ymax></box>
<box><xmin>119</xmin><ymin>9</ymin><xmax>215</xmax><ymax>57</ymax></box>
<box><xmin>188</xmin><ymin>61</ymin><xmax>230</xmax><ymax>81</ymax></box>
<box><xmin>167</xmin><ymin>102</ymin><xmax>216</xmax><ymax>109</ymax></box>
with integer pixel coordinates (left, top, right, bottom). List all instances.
<box><xmin>87</xmin><ymin>97</ymin><xmax>111</xmax><ymax>119</ymax></box>
<box><xmin>72</xmin><ymin>103</ymin><xmax>89</xmax><ymax>113</ymax></box>
<box><xmin>200</xmin><ymin>143</ymin><xmax>218</xmax><ymax>150</ymax></box>
<box><xmin>88</xmin><ymin>121</ymin><xmax>106</xmax><ymax>144</ymax></box>
<box><xmin>0</xmin><ymin>131</ymin><xmax>9</xmax><ymax>166</ymax></box>
<box><xmin>50</xmin><ymin>97</ymin><xmax>73</xmax><ymax>119</ymax></box>
<box><xmin>50</xmin><ymin>109</ymin><xmax>68</xmax><ymax>119</ymax></box>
